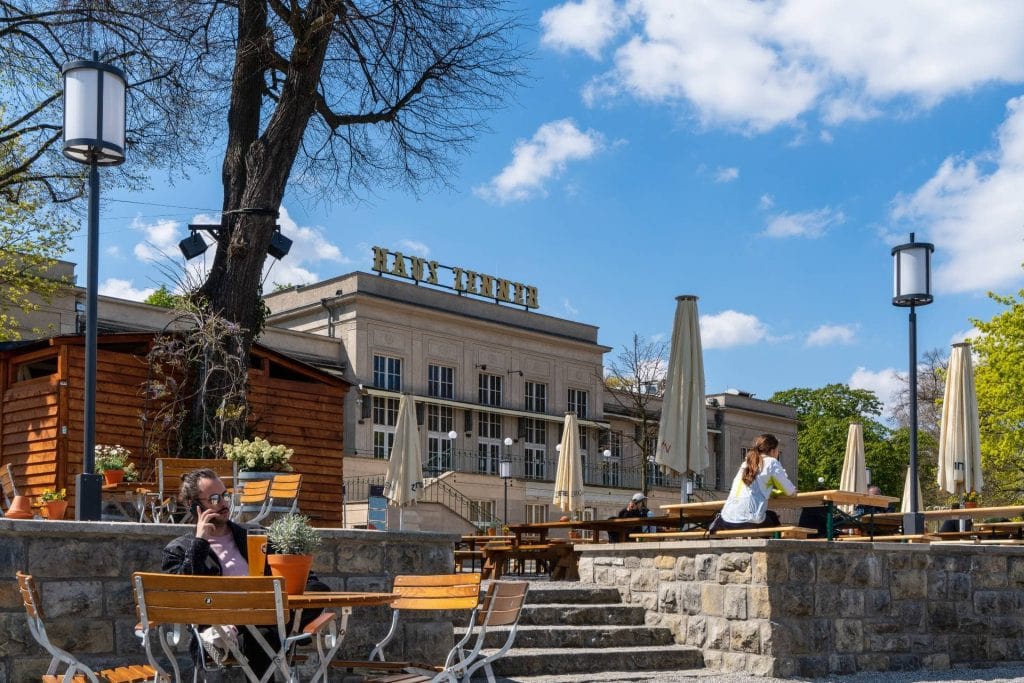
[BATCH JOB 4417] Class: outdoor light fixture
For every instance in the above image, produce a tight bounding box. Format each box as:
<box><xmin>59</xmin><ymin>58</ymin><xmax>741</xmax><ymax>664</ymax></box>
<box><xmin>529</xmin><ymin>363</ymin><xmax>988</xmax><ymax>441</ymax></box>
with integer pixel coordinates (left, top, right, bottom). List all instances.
<box><xmin>501</xmin><ymin>437</ymin><xmax>513</xmax><ymax>524</ymax></box>
<box><xmin>892</xmin><ymin>232</ymin><xmax>934</xmax><ymax>535</ymax></box>
<box><xmin>178</xmin><ymin>232</ymin><xmax>208</xmax><ymax>259</ymax></box>
<box><xmin>447</xmin><ymin>430</ymin><xmax>458</xmax><ymax>440</ymax></box>
<box><xmin>602</xmin><ymin>449</ymin><xmax>611</xmax><ymax>458</ymax></box>
<box><xmin>267</xmin><ymin>228</ymin><xmax>293</xmax><ymax>260</ymax></box>
<box><xmin>62</xmin><ymin>55</ymin><xmax>127</xmax><ymax>521</ymax></box>
<box><xmin>178</xmin><ymin>222</ymin><xmax>292</xmax><ymax>261</ymax></box>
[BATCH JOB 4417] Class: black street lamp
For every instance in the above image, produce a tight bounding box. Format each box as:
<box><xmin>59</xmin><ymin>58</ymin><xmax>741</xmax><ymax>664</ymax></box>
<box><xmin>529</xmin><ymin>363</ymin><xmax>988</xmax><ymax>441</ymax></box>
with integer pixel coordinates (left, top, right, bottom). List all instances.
<box><xmin>62</xmin><ymin>55</ymin><xmax>127</xmax><ymax>521</ymax></box>
<box><xmin>500</xmin><ymin>437</ymin><xmax>513</xmax><ymax>523</ymax></box>
<box><xmin>892</xmin><ymin>232</ymin><xmax>934</xmax><ymax>535</ymax></box>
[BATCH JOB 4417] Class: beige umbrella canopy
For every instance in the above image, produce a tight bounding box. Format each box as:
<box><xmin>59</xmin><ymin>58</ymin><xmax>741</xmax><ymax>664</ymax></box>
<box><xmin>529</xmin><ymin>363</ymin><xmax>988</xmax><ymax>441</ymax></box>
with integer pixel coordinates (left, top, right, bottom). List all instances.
<box><xmin>901</xmin><ymin>465</ymin><xmax>924</xmax><ymax>515</ymax></box>
<box><xmin>839</xmin><ymin>422</ymin><xmax>866</xmax><ymax>513</ymax></box>
<box><xmin>383</xmin><ymin>394</ymin><xmax>424</xmax><ymax>529</ymax></box>
<box><xmin>654</xmin><ymin>295</ymin><xmax>709</xmax><ymax>495</ymax></box>
<box><xmin>937</xmin><ymin>342</ymin><xmax>983</xmax><ymax>499</ymax></box>
<box><xmin>553</xmin><ymin>412</ymin><xmax>584</xmax><ymax>516</ymax></box>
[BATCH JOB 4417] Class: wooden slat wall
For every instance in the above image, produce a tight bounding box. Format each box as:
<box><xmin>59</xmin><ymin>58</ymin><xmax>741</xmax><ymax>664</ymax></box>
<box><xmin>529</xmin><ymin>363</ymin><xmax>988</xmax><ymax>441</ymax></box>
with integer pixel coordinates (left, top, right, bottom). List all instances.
<box><xmin>248</xmin><ymin>370</ymin><xmax>346</xmax><ymax>525</ymax></box>
<box><xmin>1</xmin><ymin>374</ymin><xmax>61</xmax><ymax>498</ymax></box>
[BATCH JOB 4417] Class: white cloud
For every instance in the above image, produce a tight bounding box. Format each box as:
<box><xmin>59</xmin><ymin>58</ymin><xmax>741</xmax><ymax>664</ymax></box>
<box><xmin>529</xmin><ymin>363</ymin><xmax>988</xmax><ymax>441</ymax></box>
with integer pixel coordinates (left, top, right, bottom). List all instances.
<box><xmin>805</xmin><ymin>323</ymin><xmax>856</xmax><ymax>347</ymax></box>
<box><xmin>563</xmin><ymin>298</ymin><xmax>580</xmax><ymax>317</ymax></box>
<box><xmin>951</xmin><ymin>327</ymin><xmax>982</xmax><ymax>345</ymax></box>
<box><xmin>540</xmin><ymin>0</ymin><xmax>625</xmax><ymax>59</ymax></box>
<box><xmin>763</xmin><ymin>207</ymin><xmax>845</xmax><ymax>238</ymax></box>
<box><xmin>714</xmin><ymin>167</ymin><xmax>739</xmax><ymax>183</ymax></box>
<box><xmin>476</xmin><ymin>119</ymin><xmax>604</xmax><ymax>203</ymax></box>
<box><xmin>545</xmin><ymin>0</ymin><xmax>1024</xmax><ymax>132</ymax></box>
<box><xmin>890</xmin><ymin>96</ymin><xmax>1024</xmax><ymax>295</ymax></box>
<box><xmin>700</xmin><ymin>310</ymin><xmax>769</xmax><ymax>349</ymax></box>
<box><xmin>758</xmin><ymin>194</ymin><xmax>775</xmax><ymax>210</ymax></box>
<box><xmin>105</xmin><ymin>245</ymin><xmax>122</xmax><ymax>258</ymax></box>
<box><xmin>132</xmin><ymin>217</ymin><xmax>184</xmax><ymax>262</ymax></box>
<box><xmin>849</xmin><ymin>366</ymin><xmax>904</xmax><ymax>418</ymax></box>
<box><xmin>397</xmin><ymin>240</ymin><xmax>430</xmax><ymax>257</ymax></box>
<box><xmin>260</xmin><ymin>207</ymin><xmax>348</xmax><ymax>291</ymax></box>
<box><xmin>99</xmin><ymin>278</ymin><xmax>154</xmax><ymax>302</ymax></box>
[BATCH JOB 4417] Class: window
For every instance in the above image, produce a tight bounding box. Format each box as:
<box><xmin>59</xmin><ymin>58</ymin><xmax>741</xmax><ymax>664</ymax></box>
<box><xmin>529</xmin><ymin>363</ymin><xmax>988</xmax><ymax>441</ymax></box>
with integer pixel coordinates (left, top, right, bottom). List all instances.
<box><xmin>373</xmin><ymin>355</ymin><xmax>402</xmax><ymax>391</ymax></box>
<box><xmin>372</xmin><ymin>396</ymin><xmax>399</xmax><ymax>459</ymax></box>
<box><xmin>472</xmin><ymin>500</ymin><xmax>497</xmax><ymax>529</ymax></box>
<box><xmin>567</xmin><ymin>388</ymin><xmax>588</xmax><ymax>418</ymax></box>
<box><xmin>426</xmin><ymin>405</ymin><xmax>455</xmax><ymax>475</ymax></box>
<box><xmin>523</xmin><ymin>418</ymin><xmax>546</xmax><ymax>480</ymax></box>
<box><xmin>477</xmin><ymin>412</ymin><xmax>502</xmax><ymax>474</ymax></box>
<box><xmin>427</xmin><ymin>364</ymin><xmax>454</xmax><ymax>399</ymax></box>
<box><xmin>525</xmin><ymin>504</ymin><xmax>548</xmax><ymax>524</ymax></box>
<box><xmin>524</xmin><ymin>382</ymin><xmax>546</xmax><ymax>413</ymax></box>
<box><xmin>478</xmin><ymin>373</ymin><xmax>502</xmax><ymax>406</ymax></box>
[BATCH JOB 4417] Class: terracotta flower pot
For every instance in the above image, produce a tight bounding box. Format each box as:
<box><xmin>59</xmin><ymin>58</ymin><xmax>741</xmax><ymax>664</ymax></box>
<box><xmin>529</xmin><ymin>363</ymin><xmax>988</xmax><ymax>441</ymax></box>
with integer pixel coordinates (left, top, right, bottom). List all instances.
<box><xmin>103</xmin><ymin>469</ymin><xmax>125</xmax><ymax>486</ymax></box>
<box><xmin>4</xmin><ymin>495</ymin><xmax>34</xmax><ymax>519</ymax></box>
<box><xmin>964</xmin><ymin>501</ymin><xmax>978</xmax><ymax>509</ymax></box>
<box><xmin>43</xmin><ymin>500</ymin><xmax>68</xmax><ymax>520</ymax></box>
<box><xmin>267</xmin><ymin>554</ymin><xmax>313</xmax><ymax>595</ymax></box>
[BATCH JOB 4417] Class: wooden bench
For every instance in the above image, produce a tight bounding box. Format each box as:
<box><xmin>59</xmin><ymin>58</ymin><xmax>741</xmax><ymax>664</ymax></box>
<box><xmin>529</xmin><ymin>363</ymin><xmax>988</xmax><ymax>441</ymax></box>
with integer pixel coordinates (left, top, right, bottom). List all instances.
<box><xmin>631</xmin><ymin>525</ymin><xmax>819</xmax><ymax>541</ymax></box>
<box><xmin>836</xmin><ymin>533</ymin><xmax>937</xmax><ymax>543</ymax></box>
<box><xmin>454</xmin><ymin>550</ymin><xmax>485</xmax><ymax>572</ymax></box>
<box><xmin>482</xmin><ymin>543</ymin><xmax>575</xmax><ymax>580</ymax></box>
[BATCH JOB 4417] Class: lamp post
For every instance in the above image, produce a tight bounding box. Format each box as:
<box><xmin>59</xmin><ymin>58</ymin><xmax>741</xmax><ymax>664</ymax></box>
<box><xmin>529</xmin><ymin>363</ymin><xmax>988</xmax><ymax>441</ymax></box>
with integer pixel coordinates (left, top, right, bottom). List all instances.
<box><xmin>500</xmin><ymin>437</ymin><xmax>513</xmax><ymax>523</ymax></box>
<box><xmin>62</xmin><ymin>55</ymin><xmax>127</xmax><ymax>521</ymax></box>
<box><xmin>446</xmin><ymin>430</ymin><xmax>458</xmax><ymax>474</ymax></box>
<box><xmin>892</xmin><ymin>232</ymin><xmax>934</xmax><ymax>535</ymax></box>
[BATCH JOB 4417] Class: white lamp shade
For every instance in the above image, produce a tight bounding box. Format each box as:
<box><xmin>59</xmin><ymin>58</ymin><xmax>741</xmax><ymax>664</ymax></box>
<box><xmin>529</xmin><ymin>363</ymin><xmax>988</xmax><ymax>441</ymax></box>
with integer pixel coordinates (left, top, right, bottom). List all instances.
<box><xmin>62</xmin><ymin>60</ymin><xmax>127</xmax><ymax>165</ymax></box>
<box><xmin>447</xmin><ymin>430</ymin><xmax>458</xmax><ymax>440</ymax></box>
<box><xmin>503</xmin><ymin>437</ymin><xmax>513</xmax><ymax>446</ymax></box>
<box><xmin>892</xmin><ymin>236</ymin><xmax>934</xmax><ymax>306</ymax></box>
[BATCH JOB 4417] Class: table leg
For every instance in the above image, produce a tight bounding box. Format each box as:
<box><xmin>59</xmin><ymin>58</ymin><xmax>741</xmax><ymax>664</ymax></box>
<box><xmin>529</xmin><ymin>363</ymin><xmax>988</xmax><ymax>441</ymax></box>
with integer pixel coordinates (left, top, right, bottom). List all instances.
<box><xmin>825</xmin><ymin>502</ymin><xmax>835</xmax><ymax>541</ymax></box>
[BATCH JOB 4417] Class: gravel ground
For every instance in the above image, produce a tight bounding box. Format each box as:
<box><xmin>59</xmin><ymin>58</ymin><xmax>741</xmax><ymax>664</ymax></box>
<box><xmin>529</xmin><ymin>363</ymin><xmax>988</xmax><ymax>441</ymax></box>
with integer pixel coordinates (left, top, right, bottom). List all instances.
<box><xmin>492</xmin><ymin>663</ymin><xmax>1024</xmax><ymax>683</ymax></box>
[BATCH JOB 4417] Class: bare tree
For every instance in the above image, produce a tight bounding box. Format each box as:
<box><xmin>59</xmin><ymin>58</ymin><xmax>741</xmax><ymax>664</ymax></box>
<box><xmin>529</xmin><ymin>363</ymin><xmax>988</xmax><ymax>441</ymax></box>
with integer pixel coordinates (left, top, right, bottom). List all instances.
<box><xmin>603</xmin><ymin>334</ymin><xmax>668</xmax><ymax>495</ymax></box>
<box><xmin>890</xmin><ymin>347</ymin><xmax>948</xmax><ymax>443</ymax></box>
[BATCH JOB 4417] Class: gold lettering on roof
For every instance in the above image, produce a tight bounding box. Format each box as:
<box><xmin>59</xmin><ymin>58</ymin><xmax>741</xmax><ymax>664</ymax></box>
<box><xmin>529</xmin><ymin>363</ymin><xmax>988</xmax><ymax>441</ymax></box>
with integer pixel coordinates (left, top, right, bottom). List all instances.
<box><xmin>371</xmin><ymin>246</ymin><xmax>539</xmax><ymax>309</ymax></box>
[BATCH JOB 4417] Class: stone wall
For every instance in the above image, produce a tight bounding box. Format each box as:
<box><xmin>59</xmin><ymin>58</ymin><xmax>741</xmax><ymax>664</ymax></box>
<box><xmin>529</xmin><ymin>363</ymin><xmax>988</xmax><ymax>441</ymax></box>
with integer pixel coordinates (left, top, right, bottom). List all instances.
<box><xmin>0</xmin><ymin>519</ymin><xmax>456</xmax><ymax>682</ymax></box>
<box><xmin>578</xmin><ymin>539</ymin><xmax>1024</xmax><ymax>678</ymax></box>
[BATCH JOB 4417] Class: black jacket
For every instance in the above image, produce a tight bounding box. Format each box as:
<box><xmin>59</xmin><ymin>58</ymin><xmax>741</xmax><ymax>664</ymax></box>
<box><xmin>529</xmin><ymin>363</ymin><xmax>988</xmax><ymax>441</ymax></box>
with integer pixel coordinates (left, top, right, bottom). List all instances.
<box><xmin>162</xmin><ymin>520</ymin><xmax>252</xmax><ymax>576</ymax></box>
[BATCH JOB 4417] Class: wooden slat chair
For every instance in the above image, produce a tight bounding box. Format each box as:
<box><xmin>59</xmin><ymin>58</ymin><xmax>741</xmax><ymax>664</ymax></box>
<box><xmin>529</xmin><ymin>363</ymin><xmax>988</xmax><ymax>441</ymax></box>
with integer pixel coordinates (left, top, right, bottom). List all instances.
<box><xmin>331</xmin><ymin>573</ymin><xmax>483</xmax><ymax>677</ymax></box>
<box><xmin>17</xmin><ymin>572</ymin><xmax>161</xmax><ymax>683</ymax></box>
<box><xmin>132</xmin><ymin>572</ymin><xmax>316</xmax><ymax>683</ymax></box>
<box><xmin>248</xmin><ymin>473</ymin><xmax>302</xmax><ymax>524</ymax></box>
<box><xmin>229</xmin><ymin>478</ymin><xmax>273</xmax><ymax>524</ymax></box>
<box><xmin>148</xmin><ymin>458</ymin><xmax>238</xmax><ymax>523</ymax></box>
<box><xmin>2</xmin><ymin>462</ymin><xmax>19</xmax><ymax>510</ymax></box>
<box><xmin>368</xmin><ymin>580</ymin><xmax>530</xmax><ymax>683</ymax></box>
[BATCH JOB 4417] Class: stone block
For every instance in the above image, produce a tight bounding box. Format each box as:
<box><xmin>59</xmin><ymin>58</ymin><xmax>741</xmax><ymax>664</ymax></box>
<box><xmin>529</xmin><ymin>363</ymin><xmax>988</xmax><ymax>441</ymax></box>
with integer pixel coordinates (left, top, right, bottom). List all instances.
<box><xmin>105</xmin><ymin>579</ymin><xmax>137</xmax><ymax>617</ymax></box>
<box><xmin>654</xmin><ymin>554</ymin><xmax>675</xmax><ymax>570</ymax></box>
<box><xmin>685</xmin><ymin>614</ymin><xmax>707</xmax><ymax>647</ymax></box>
<box><xmin>814</xmin><ymin>582</ymin><xmax>841</xmax><ymax>616</ymax></box>
<box><xmin>705</xmin><ymin>616</ymin><xmax>731</xmax><ymax>650</ymax></box>
<box><xmin>867</xmin><ymin>632</ymin><xmax>908</xmax><ymax>653</ymax></box>
<box><xmin>926</xmin><ymin>601</ymin><xmax>958</xmax><ymax>631</ymax></box>
<box><xmin>729</xmin><ymin>619</ymin><xmax>761</xmax><ymax>653</ymax></box>
<box><xmin>972</xmin><ymin>554</ymin><xmax>1008</xmax><ymax>588</ymax></box>
<box><xmin>832</xmin><ymin>618</ymin><xmax>863</xmax><ymax>653</ymax></box>
<box><xmin>1008</xmin><ymin>556</ymin><xmax>1024</xmax><ymax>586</ymax></box>
<box><xmin>926</xmin><ymin>569</ymin><xmax>947</xmax><ymax>600</ymax></box>
<box><xmin>865</xmin><ymin>588</ymin><xmax>890</xmax><ymax>614</ymax></box>
<box><xmin>701</xmin><ymin>648</ymin><xmax>723</xmax><ymax>670</ymax></box>
<box><xmin>44</xmin><ymin>617</ymin><xmax>113</xmax><ymax>654</ymax></box>
<box><xmin>787</xmin><ymin>552</ymin><xmax>814</xmax><ymax>583</ymax></box>
<box><xmin>948</xmin><ymin>572</ymin><xmax>971</xmax><ymax>601</ymax></box>
<box><xmin>816</xmin><ymin>552</ymin><xmax>847</xmax><ymax>584</ymax></box>
<box><xmin>0</xmin><ymin>541</ymin><xmax>26</xmax><ymax>577</ymax></box>
<box><xmin>629</xmin><ymin>568</ymin><xmax>659</xmax><ymax>592</ymax></box>
<box><xmin>985</xmin><ymin>636</ymin><xmax>1010</xmax><ymax>661</ymax></box>
<box><xmin>891</xmin><ymin>569</ymin><xmax>927</xmax><ymax>599</ymax></box>
<box><xmin>922</xmin><ymin>652</ymin><xmax>950</xmax><ymax>669</ymax></box>
<box><xmin>721</xmin><ymin>651</ymin><xmax>748</xmax><ymax>672</ymax></box>
<box><xmin>856</xmin><ymin>653</ymin><xmax>889</xmax><ymax>671</ymax></box>
<box><xmin>892</xmin><ymin>600</ymin><xmax>924</xmax><ymax>628</ymax></box>
<box><xmin>28</xmin><ymin>539</ymin><xmax>123</xmax><ymax>578</ymax></box>
<box><xmin>828</xmin><ymin>653</ymin><xmax>857</xmax><ymax>675</ymax></box>
<box><xmin>337</xmin><ymin>542</ymin><xmax>384</xmax><ymax>574</ymax></box>
<box><xmin>717</xmin><ymin>552</ymin><xmax>752</xmax><ymax>584</ymax></box>
<box><xmin>748</xmin><ymin>585</ymin><xmax>771</xmax><ymax>619</ymax></box>
<box><xmin>40</xmin><ymin>580</ymin><xmax>103</xmax><ymax>619</ymax></box>
<box><xmin>723</xmin><ymin>585</ymin><xmax>748</xmax><ymax>620</ymax></box>
<box><xmin>345</xmin><ymin>575</ymin><xmax>390</xmax><ymax>592</ymax></box>
<box><xmin>838</xmin><ymin>588</ymin><xmax>864</xmax><ymax>617</ymax></box>
<box><xmin>701</xmin><ymin>583</ymin><xmax>724</xmax><ymax>617</ymax></box>
<box><xmin>674</xmin><ymin>555</ymin><xmax>695</xmax><ymax>580</ymax></box>
<box><xmin>624</xmin><ymin>555</ymin><xmax>641</xmax><ymax>568</ymax></box>
<box><xmin>759</xmin><ymin>621</ymin><xmax>775</xmax><ymax>654</ymax></box>
<box><xmin>694</xmin><ymin>554</ymin><xmax>717</xmax><ymax>581</ymax></box>
<box><xmin>974</xmin><ymin>590</ymin><xmax>1017</xmax><ymax>616</ymax></box>
<box><xmin>0</xmin><ymin>580</ymin><xmax>21</xmax><ymax>610</ymax></box>
<box><xmin>889</xmin><ymin>653</ymin><xmax>922</xmax><ymax>670</ymax></box>
<box><xmin>657</xmin><ymin>582</ymin><xmax>679</xmax><ymax>612</ymax></box>
<box><xmin>745</xmin><ymin>653</ymin><xmax>776</xmax><ymax>676</ymax></box>
<box><xmin>678</xmin><ymin>582</ymin><xmax>701</xmax><ymax>615</ymax></box>
<box><xmin>0</xmin><ymin>612</ymin><xmax>35</xmax><ymax>657</ymax></box>
<box><xmin>795</xmin><ymin>655</ymin><xmax>829</xmax><ymax>678</ymax></box>
<box><xmin>778</xmin><ymin>584</ymin><xmax>814</xmax><ymax>617</ymax></box>
<box><xmin>577</xmin><ymin>558</ymin><xmax>594</xmax><ymax>582</ymax></box>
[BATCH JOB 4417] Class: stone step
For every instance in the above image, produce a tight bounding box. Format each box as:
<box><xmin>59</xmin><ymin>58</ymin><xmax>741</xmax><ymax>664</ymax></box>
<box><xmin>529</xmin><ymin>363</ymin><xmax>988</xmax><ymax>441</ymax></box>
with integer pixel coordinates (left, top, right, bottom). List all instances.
<box><xmin>522</xmin><ymin>584</ymin><xmax>623</xmax><ymax>605</ymax></box>
<box><xmin>460</xmin><ymin>624</ymin><xmax>676</xmax><ymax>649</ymax></box>
<box><xmin>487</xmin><ymin>645</ymin><xmax>705</xmax><ymax>677</ymax></box>
<box><xmin>518</xmin><ymin>603</ymin><xmax>647</xmax><ymax>626</ymax></box>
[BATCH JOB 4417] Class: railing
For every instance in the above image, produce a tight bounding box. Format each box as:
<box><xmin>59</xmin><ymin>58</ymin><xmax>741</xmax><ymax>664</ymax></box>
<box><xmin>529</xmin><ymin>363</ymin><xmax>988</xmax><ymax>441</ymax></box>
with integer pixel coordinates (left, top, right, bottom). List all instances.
<box><xmin>343</xmin><ymin>473</ymin><xmax>503</xmax><ymax>528</ymax></box>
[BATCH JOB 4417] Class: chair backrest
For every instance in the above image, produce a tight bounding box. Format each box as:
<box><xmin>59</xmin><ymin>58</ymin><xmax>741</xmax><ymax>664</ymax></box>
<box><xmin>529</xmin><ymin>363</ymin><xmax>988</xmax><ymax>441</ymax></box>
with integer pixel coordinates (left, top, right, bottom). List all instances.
<box><xmin>263</xmin><ymin>473</ymin><xmax>302</xmax><ymax>517</ymax></box>
<box><xmin>18</xmin><ymin>571</ymin><xmax>100</xmax><ymax>683</ymax></box>
<box><xmin>392</xmin><ymin>573</ymin><xmax>482</xmax><ymax>611</ymax></box>
<box><xmin>476</xmin><ymin>580</ymin><xmax>529</xmax><ymax>627</ymax></box>
<box><xmin>157</xmin><ymin>457</ymin><xmax>237</xmax><ymax>496</ymax></box>
<box><xmin>132</xmin><ymin>572</ymin><xmax>286</xmax><ymax>627</ymax></box>
<box><xmin>1</xmin><ymin>463</ymin><xmax>19</xmax><ymax>508</ymax></box>
<box><xmin>229</xmin><ymin>478</ymin><xmax>272</xmax><ymax>522</ymax></box>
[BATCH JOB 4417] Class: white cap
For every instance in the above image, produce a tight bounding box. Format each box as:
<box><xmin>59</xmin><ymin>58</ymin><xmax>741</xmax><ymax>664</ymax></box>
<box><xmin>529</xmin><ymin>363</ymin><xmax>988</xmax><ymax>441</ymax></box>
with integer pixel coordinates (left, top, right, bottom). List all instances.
<box><xmin>631</xmin><ymin>492</ymin><xmax>646</xmax><ymax>503</ymax></box>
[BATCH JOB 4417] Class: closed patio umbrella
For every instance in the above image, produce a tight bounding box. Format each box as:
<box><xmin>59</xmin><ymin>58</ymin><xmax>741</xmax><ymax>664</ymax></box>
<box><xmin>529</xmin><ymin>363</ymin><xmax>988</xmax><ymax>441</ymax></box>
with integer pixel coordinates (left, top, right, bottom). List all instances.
<box><xmin>654</xmin><ymin>295</ymin><xmax>708</xmax><ymax>500</ymax></box>
<box><xmin>553</xmin><ymin>412</ymin><xmax>584</xmax><ymax>516</ymax></box>
<box><xmin>937</xmin><ymin>342</ymin><xmax>983</xmax><ymax>500</ymax></box>
<box><xmin>900</xmin><ymin>465</ymin><xmax>923</xmax><ymax>515</ymax></box>
<box><xmin>383</xmin><ymin>394</ymin><xmax>424</xmax><ymax>529</ymax></box>
<box><xmin>839</xmin><ymin>422</ymin><xmax>866</xmax><ymax>513</ymax></box>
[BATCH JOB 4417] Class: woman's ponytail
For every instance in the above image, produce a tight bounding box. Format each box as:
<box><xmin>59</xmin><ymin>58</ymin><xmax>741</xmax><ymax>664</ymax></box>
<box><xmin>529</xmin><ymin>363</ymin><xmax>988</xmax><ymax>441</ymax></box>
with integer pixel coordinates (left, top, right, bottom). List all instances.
<box><xmin>741</xmin><ymin>434</ymin><xmax>779</xmax><ymax>486</ymax></box>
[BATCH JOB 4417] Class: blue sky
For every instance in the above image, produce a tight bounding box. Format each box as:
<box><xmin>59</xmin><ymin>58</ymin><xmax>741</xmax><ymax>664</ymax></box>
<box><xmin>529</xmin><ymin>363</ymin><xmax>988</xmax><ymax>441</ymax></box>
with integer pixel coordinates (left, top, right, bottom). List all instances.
<box><xmin>74</xmin><ymin>1</ymin><xmax>1024</xmax><ymax>418</ymax></box>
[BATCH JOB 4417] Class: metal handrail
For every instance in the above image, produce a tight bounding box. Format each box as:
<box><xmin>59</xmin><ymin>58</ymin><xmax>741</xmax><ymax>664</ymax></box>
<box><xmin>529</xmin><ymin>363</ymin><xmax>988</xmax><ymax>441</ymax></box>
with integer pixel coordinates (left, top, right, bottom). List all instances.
<box><xmin>342</xmin><ymin>473</ymin><xmax>502</xmax><ymax>528</ymax></box>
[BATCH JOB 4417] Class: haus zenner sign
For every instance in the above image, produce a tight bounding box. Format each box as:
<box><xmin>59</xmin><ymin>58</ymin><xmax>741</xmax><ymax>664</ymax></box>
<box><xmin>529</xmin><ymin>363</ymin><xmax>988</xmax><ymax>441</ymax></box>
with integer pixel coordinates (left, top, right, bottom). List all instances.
<box><xmin>372</xmin><ymin>246</ymin><xmax>539</xmax><ymax>309</ymax></box>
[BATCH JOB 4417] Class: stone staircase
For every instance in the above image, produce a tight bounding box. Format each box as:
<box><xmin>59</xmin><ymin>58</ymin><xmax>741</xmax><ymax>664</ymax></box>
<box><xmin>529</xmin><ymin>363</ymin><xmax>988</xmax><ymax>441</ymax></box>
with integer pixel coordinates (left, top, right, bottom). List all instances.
<box><xmin>464</xmin><ymin>582</ymin><xmax>704</xmax><ymax>681</ymax></box>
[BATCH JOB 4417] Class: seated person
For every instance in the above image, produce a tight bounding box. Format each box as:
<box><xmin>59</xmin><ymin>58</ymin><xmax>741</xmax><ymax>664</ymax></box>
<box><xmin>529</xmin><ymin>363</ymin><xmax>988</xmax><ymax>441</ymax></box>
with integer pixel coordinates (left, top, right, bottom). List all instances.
<box><xmin>162</xmin><ymin>468</ymin><xmax>328</xmax><ymax>676</ymax></box>
<box><xmin>608</xmin><ymin>492</ymin><xmax>648</xmax><ymax>541</ymax></box>
<box><xmin>853</xmin><ymin>485</ymin><xmax>892</xmax><ymax>517</ymax></box>
<box><xmin>712</xmin><ymin>434</ymin><xmax>796</xmax><ymax>533</ymax></box>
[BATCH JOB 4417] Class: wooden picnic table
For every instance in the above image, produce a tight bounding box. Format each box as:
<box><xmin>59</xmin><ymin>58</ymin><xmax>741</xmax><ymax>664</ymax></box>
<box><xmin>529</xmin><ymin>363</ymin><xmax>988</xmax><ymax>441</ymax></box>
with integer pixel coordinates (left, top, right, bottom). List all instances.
<box><xmin>101</xmin><ymin>481</ymin><xmax>156</xmax><ymax>522</ymax></box>
<box><xmin>480</xmin><ymin>542</ymin><xmax>577</xmax><ymax>581</ymax></box>
<box><xmin>506</xmin><ymin>515</ymin><xmax>690</xmax><ymax>545</ymax></box>
<box><xmin>455</xmin><ymin>535</ymin><xmax>514</xmax><ymax>572</ymax></box>
<box><xmin>662</xmin><ymin>490</ymin><xmax>900</xmax><ymax>541</ymax></box>
<box><xmin>870</xmin><ymin>505</ymin><xmax>1024</xmax><ymax>529</ymax></box>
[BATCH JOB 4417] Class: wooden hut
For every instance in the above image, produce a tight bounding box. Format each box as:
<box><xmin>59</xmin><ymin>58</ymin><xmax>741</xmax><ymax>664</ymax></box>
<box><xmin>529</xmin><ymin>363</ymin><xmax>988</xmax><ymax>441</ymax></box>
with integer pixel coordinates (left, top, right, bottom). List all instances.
<box><xmin>0</xmin><ymin>333</ymin><xmax>348</xmax><ymax>524</ymax></box>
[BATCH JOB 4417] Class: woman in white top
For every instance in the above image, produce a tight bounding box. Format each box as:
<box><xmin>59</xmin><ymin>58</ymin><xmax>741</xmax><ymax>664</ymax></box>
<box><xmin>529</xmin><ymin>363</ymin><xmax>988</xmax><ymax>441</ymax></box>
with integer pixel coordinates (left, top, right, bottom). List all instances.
<box><xmin>717</xmin><ymin>434</ymin><xmax>797</xmax><ymax>530</ymax></box>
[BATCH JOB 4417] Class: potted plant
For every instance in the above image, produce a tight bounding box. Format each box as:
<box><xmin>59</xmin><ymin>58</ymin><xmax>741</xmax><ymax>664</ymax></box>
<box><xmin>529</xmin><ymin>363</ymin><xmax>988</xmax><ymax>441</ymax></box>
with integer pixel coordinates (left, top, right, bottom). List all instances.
<box><xmin>95</xmin><ymin>444</ymin><xmax>131</xmax><ymax>485</ymax></box>
<box><xmin>39</xmin><ymin>488</ymin><xmax>67</xmax><ymax>520</ymax></box>
<box><xmin>265</xmin><ymin>514</ymin><xmax>321</xmax><ymax>594</ymax></box>
<box><xmin>964</xmin><ymin>490</ymin><xmax>980</xmax><ymax>508</ymax></box>
<box><xmin>223</xmin><ymin>437</ymin><xmax>293</xmax><ymax>484</ymax></box>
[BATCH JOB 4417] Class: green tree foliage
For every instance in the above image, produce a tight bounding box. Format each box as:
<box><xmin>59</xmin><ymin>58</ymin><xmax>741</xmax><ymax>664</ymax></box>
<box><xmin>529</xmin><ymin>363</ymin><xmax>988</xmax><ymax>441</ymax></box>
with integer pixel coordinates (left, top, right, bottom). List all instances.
<box><xmin>0</xmin><ymin>192</ymin><xmax>72</xmax><ymax>340</ymax></box>
<box><xmin>143</xmin><ymin>285</ymin><xmax>180</xmax><ymax>309</ymax></box>
<box><xmin>971</xmin><ymin>288</ymin><xmax>1024</xmax><ymax>502</ymax></box>
<box><xmin>769</xmin><ymin>384</ymin><xmax>906</xmax><ymax>498</ymax></box>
